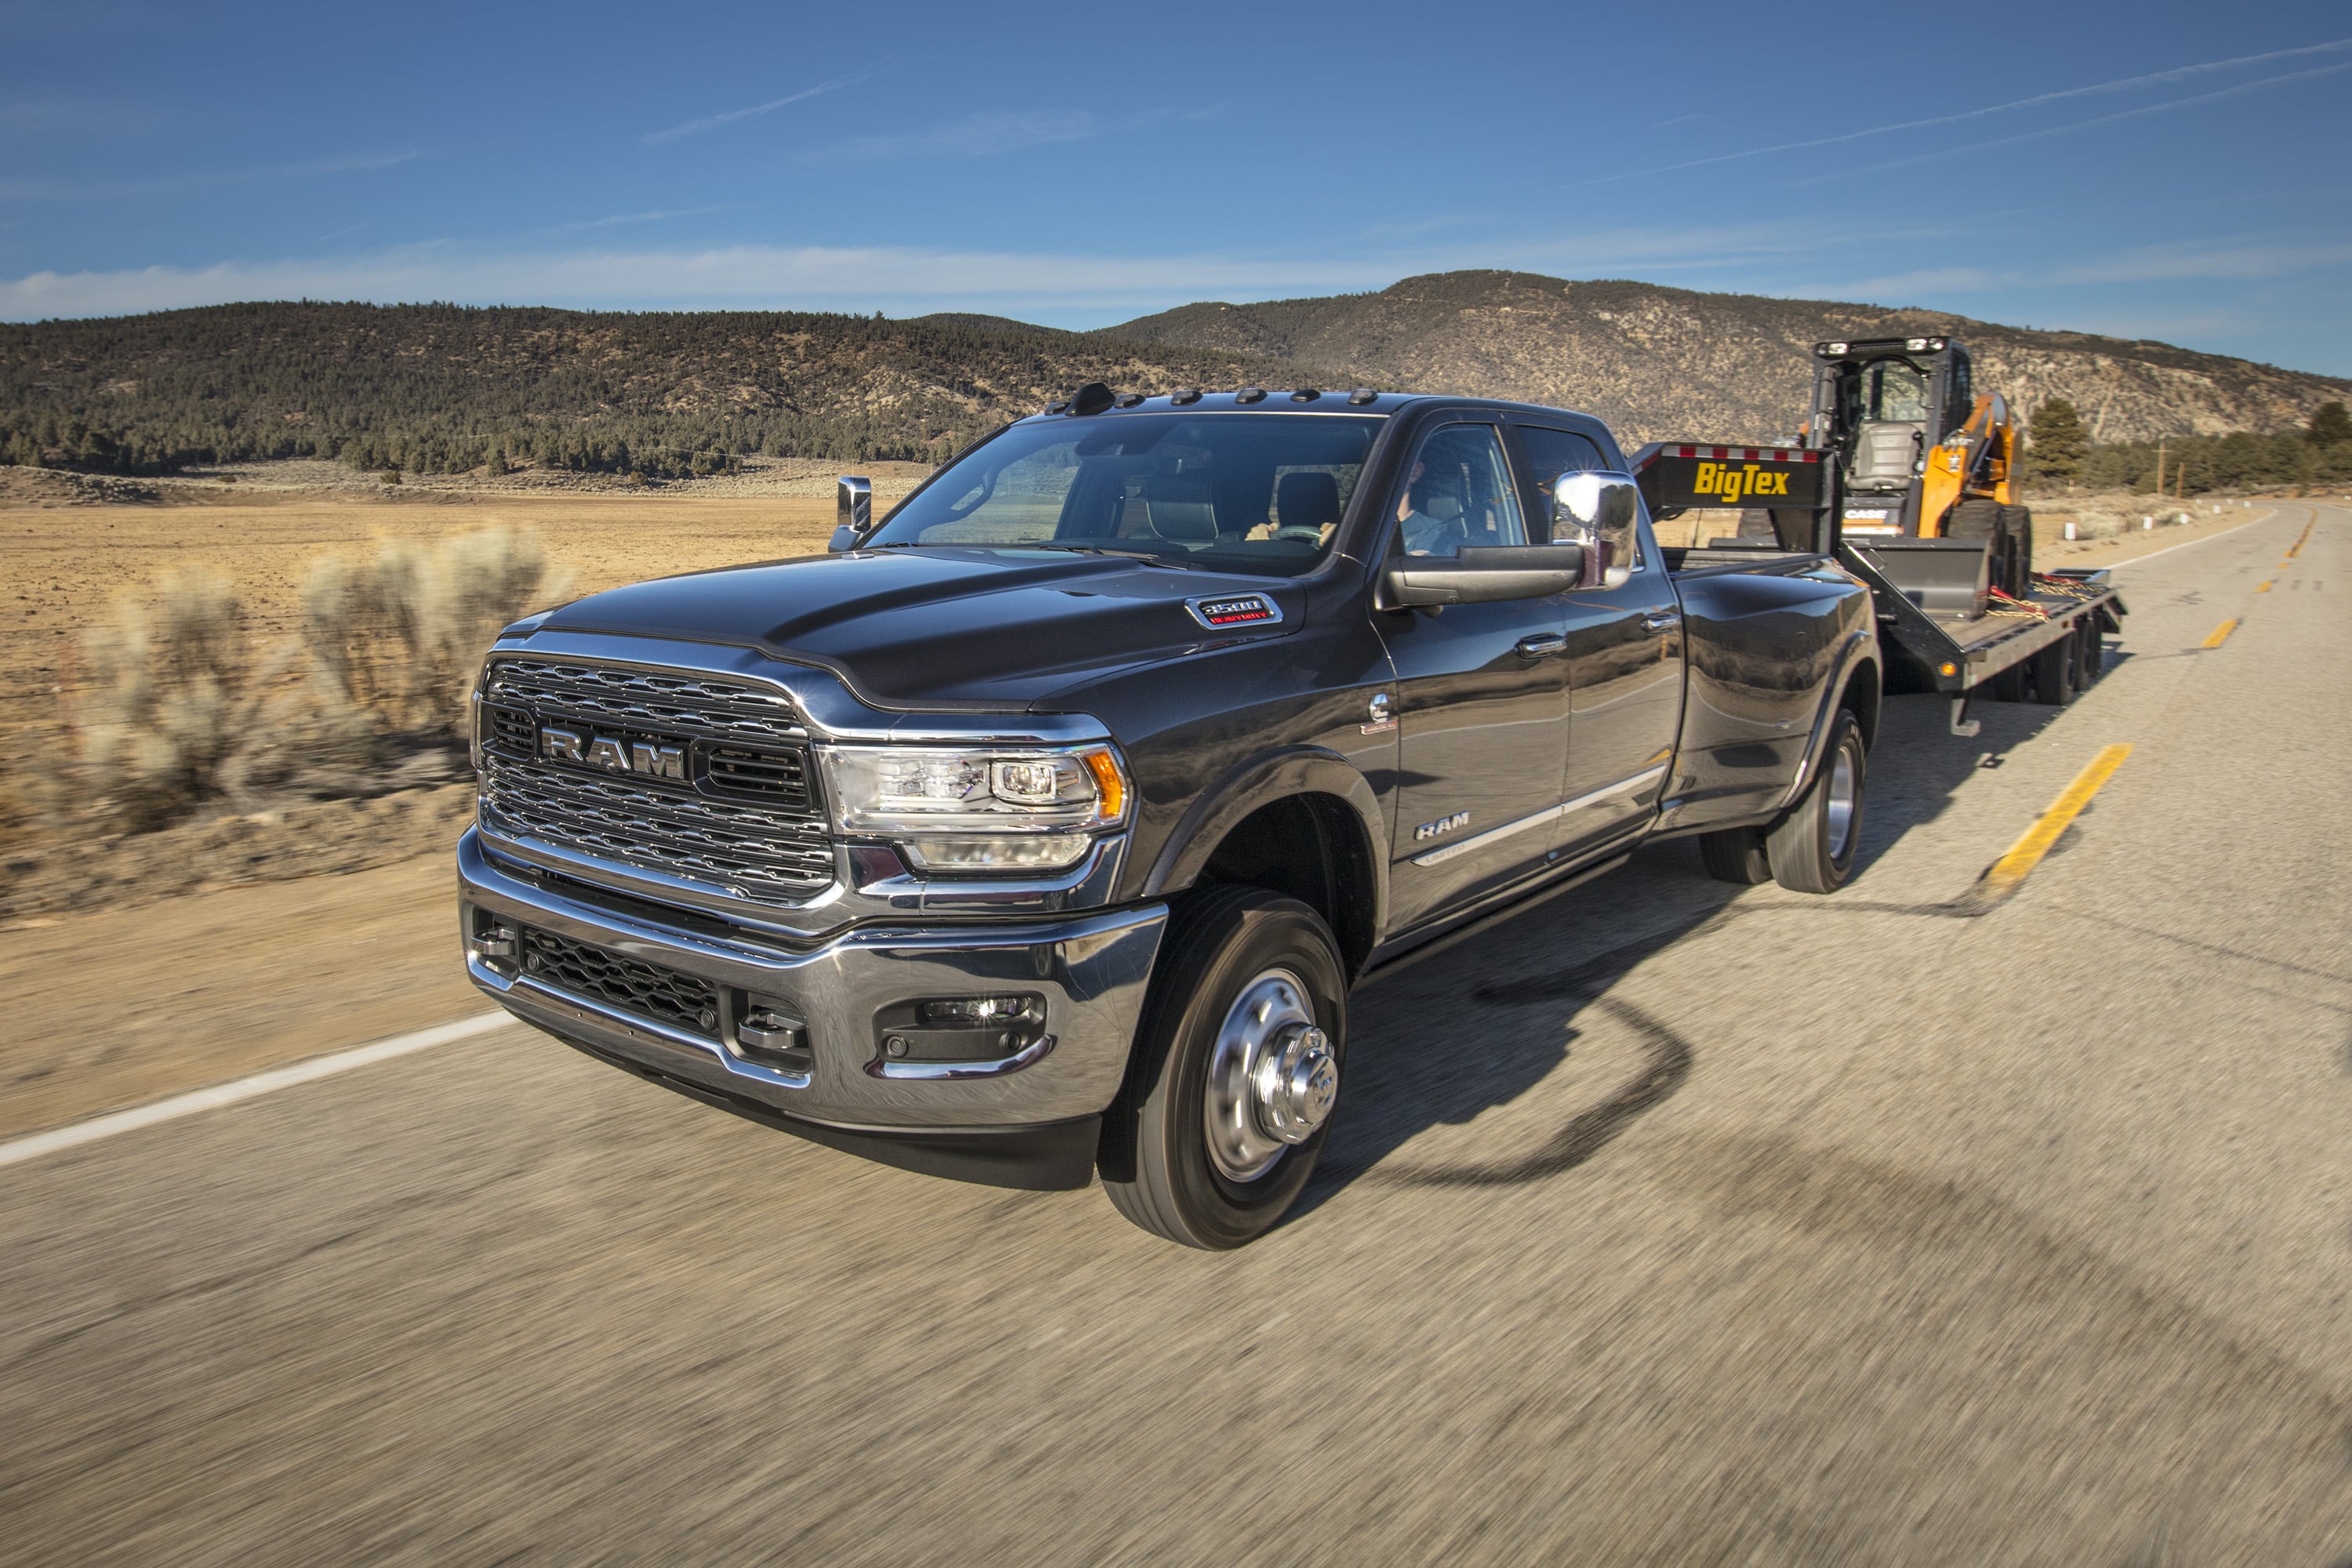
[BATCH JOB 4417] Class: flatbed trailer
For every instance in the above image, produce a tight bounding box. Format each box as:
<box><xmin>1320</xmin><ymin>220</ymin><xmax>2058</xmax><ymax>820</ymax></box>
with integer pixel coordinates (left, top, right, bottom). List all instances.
<box><xmin>1631</xmin><ymin>441</ymin><xmax>2125</xmax><ymax>736</ymax></box>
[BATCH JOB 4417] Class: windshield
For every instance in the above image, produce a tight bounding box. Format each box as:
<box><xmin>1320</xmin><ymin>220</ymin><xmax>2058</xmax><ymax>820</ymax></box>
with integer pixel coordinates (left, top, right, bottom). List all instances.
<box><xmin>1860</xmin><ymin>358</ymin><xmax>1930</xmax><ymax>422</ymax></box>
<box><xmin>867</xmin><ymin>413</ymin><xmax>1385</xmax><ymax>575</ymax></box>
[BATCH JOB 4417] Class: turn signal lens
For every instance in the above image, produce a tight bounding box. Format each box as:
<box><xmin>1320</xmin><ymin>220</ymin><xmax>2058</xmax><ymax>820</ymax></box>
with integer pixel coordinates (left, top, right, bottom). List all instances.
<box><xmin>1081</xmin><ymin>748</ymin><xmax>1126</xmax><ymax>821</ymax></box>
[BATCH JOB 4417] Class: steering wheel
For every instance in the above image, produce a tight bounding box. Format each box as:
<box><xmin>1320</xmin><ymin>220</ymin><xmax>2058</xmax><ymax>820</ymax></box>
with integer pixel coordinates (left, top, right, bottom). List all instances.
<box><xmin>1269</xmin><ymin>525</ymin><xmax>1329</xmax><ymax>543</ymax></box>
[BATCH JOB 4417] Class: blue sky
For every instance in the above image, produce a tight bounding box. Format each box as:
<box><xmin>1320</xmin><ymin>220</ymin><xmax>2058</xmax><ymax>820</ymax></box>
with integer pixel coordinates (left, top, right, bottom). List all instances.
<box><xmin>4</xmin><ymin>0</ymin><xmax>2349</xmax><ymax>376</ymax></box>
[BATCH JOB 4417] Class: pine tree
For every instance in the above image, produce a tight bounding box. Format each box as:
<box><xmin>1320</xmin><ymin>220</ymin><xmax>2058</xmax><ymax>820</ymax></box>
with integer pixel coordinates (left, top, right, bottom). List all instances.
<box><xmin>2026</xmin><ymin>398</ymin><xmax>2088</xmax><ymax>488</ymax></box>
<box><xmin>2305</xmin><ymin>401</ymin><xmax>2352</xmax><ymax>448</ymax></box>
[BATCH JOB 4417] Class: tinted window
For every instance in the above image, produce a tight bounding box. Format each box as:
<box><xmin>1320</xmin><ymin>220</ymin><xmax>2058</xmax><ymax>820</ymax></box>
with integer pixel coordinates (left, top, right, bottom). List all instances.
<box><xmin>868</xmin><ymin>413</ymin><xmax>1384</xmax><ymax>576</ymax></box>
<box><xmin>1391</xmin><ymin>423</ymin><xmax>1526</xmax><ymax>557</ymax></box>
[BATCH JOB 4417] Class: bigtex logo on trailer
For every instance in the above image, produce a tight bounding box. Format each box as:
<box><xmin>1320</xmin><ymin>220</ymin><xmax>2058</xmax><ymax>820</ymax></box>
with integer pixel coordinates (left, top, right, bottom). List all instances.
<box><xmin>1693</xmin><ymin>461</ymin><xmax>1791</xmax><ymax>499</ymax></box>
<box><xmin>1632</xmin><ymin>445</ymin><xmax>1824</xmax><ymax>511</ymax></box>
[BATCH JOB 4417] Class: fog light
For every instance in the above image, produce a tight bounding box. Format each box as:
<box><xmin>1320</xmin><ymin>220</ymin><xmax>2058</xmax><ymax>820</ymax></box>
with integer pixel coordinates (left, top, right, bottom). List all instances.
<box><xmin>918</xmin><ymin>996</ymin><xmax>1040</xmax><ymax>1028</ymax></box>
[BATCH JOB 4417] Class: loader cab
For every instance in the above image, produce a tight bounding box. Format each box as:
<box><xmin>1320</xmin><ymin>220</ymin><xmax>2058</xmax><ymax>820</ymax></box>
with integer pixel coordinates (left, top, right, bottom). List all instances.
<box><xmin>1809</xmin><ymin>336</ymin><xmax>1971</xmax><ymax>535</ymax></box>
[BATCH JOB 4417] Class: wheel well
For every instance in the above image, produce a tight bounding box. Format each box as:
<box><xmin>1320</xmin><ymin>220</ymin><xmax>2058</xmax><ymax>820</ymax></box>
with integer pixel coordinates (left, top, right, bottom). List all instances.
<box><xmin>1192</xmin><ymin>793</ymin><xmax>1377</xmax><ymax>976</ymax></box>
<box><xmin>1841</xmin><ymin>658</ymin><xmax>1882</xmax><ymax>750</ymax></box>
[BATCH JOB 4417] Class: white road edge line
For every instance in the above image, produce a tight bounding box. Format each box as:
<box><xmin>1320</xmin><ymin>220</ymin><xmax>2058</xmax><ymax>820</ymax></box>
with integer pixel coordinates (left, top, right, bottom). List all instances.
<box><xmin>0</xmin><ymin>1013</ymin><xmax>513</xmax><ymax>1171</ymax></box>
<box><xmin>2107</xmin><ymin>513</ymin><xmax>2270</xmax><ymax>569</ymax></box>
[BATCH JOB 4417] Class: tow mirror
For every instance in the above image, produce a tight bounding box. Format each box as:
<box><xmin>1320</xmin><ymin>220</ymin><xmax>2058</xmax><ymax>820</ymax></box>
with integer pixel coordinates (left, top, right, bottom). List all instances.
<box><xmin>1552</xmin><ymin>470</ymin><xmax>1642</xmax><ymax>590</ymax></box>
<box><xmin>1381</xmin><ymin>544</ymin><xmax>1587</xmax><ymax>608</ymax></box>
<box><xmin>829</xmin><ymin>475</ymin><xmax>874</xmax><ymax>551</ymax></box>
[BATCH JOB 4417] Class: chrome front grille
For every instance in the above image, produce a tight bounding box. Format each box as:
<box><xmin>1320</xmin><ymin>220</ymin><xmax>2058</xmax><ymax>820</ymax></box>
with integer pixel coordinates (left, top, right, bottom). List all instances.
<box><xmin>487</xmin><ymin>658</ymin><xmax>806</xmax><ymax>741</ymax></box>
<box><xmin>479</xmin><ymin>656</ymin><xmax>834</xmax><ymax>906</ymax></box>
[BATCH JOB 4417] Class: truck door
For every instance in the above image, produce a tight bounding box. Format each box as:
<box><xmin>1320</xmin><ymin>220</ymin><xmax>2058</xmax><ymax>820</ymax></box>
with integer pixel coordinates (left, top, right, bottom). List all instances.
<box><xmin>1514</xmin><ymin>424</ymin><xmax>1686</xmax><ymax>859</ymax></box>
<box><xmin>1372</xmin><ymin>419</ymin><xmax>1572</xmax><ymax>931</ymax></box>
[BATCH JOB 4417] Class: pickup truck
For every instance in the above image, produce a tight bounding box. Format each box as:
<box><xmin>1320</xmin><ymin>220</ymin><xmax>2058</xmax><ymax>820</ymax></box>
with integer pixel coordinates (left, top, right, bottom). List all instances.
<box><xmin>458</xmin><ymin>383</ymin><xmax>1880</xmax><ymax>1247</ymax></box>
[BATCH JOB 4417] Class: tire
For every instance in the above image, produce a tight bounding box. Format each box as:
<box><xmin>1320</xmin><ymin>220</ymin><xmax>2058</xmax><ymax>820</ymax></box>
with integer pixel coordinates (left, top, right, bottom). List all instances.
<box><xmin>1099</xmin><ymin>887</ymin><xmax>1347</xmax><ymax>1249</ymax></box>
<box><xmin>2082</xmin><ymin>616</ymin><xmax>2106</xmax><ymax>680</ymax></box>
<box><xmin>1991</xmin><ymin>660</ymin><xmax>2030</xmax><ymax>702</ymax></box>
<box><xmin>2029</xmin><ymin>629</ymin><xmax>2078</xmax><ymax>706</ymax></box>
<box><xmin>2000</xmin><ymin>505</ymin><xmax>2034</xmax><ymax>595</ymax></box>
<box><xmin>1698</xmin><ymin>825</ymin><xmax>1772</xmax><ymax>884</ymax></box>
<box><xmin>1946</xmin><ymin>498</ymin><xmax>2007</xmax><ymax>598</ymax></box>
<box><xmin>1766</xmin><ymin>709</ymin><xmax>1866</xmax><ymax>894</ymax></box>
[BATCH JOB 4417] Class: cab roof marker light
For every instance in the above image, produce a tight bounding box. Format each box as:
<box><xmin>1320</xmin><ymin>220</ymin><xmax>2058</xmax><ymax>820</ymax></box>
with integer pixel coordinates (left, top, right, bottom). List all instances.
<box><xmin>1170</xmin><ymin>387</ymin><xmax>1203</xmax><ymax>406</ymax></box>
<box><xmin>1234</xmin><ymin>387</ymin><xmax>1267</xmax><ymax>405</ymax></box>
<box><xmin>1290</xmin><ymin>388</ymin><xmax>1320</xmax><ymax>402</ymax></box>
<box><xmin>1115</xmin><ymin>392</ymin><xmax>1145</xmax><ymax>408</ymax></box>
<box><xmin>1347</xmin><ymin>387</ymin><xmax>1378</xmax><ymax>405</ymax></box>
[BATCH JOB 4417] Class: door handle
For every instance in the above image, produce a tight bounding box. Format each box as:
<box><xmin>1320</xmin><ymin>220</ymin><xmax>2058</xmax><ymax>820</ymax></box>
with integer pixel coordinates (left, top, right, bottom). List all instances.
<box><xmin>1515</xmin><ymin>633</ymin><xmax>1567</xmax><ymax>659</ymax></box>
<box><xmin>1640</xmin><ymin>611</ymin><xmax>1682</xmax><ymax>634</ymax></box>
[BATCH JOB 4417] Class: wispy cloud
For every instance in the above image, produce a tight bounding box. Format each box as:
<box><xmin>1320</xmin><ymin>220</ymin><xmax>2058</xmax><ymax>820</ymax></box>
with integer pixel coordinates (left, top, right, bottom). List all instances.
<box><xmin>1589</xmin><ymin>35</ymin><xmax>2352</xmax><ymax>184</ymax></box>
<box><xmin>642</xmin><ymin>72</ymin><xmax>874</xmax><ymax>146</ymax></box>
<box><xmin>0</xmin><ymin>150</ymin><xmax>418</xmax><ymax>201</ymax></box>
<box><xmin>1798</xmin><ymin>59</ymin><xmax>2352</xmax><ymax>183</ymax></box>
<box><xmin>797</xmin><ymin>110</ymin><xmax>1099</xmax><ymax>163</ymax></box>
<box><xmin>546</xmin><ymin>205</ymin><xmax>724</xmax><ymax>233</ymax></box>
<box><xmin>1788</xmin><ymin>234</ymin><xmax>2352</xmax><ymax>303</ymax></box>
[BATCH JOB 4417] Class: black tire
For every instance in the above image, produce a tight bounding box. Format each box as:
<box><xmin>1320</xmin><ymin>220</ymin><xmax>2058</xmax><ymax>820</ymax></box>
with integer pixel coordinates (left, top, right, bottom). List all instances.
<box><xmin>1099</xmin><ymin>886</ymin><xmax>1347</xmax><ymax>1249</ymax></box>
<box><xmin>1698</xmin><ymin>825</ymin><xmax>1772</xmax><ymax>884</ymax></box>
<box><xmin>2000</xmin><ymin>505</ymin><xmax>2034</xmax><ymax>595</ymax></box>
<box><xmin>1991</xmin><ymin>659</ymin><xmax>2031</xmax><ymax>702</ymax></box>
<box><xmin>2082</xmin><ymin>616</ymin><xmax>2106</xmax><ymax>679</ymax></box>
<box><xmin>1946</xmin><ymin>498</ymin><xmax>2007</xmax><ymax>598</ymax></box>
<box><xmin>2029</xmin><ymin>629</ymin><xmax>2078</xmax><ymax>705</ymax></box>
<box><xmin>1766</xmin><ymin>709</ymin><xmax>1866</xmax><ymax>894</ymax></box>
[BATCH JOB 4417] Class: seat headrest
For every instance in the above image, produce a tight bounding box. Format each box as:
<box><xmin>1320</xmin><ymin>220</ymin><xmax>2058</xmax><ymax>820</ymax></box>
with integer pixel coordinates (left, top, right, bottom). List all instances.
<box><xmin>1276</xmin><ymin>471</ymin><xmax>1341</xmax><ymax>531</ymax></box>
<box><xmin>1143</xmin><ymin>474</ymin><xmax>1218</xmax><ymax>542</ymax></box>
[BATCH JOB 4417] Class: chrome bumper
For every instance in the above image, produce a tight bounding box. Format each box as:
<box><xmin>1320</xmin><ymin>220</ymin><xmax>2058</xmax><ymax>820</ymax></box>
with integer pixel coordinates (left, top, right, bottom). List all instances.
<box><xmin>459</xmin><ymin>829</ymin><xmax>1165</xmax><ymax>1174</ymax></box>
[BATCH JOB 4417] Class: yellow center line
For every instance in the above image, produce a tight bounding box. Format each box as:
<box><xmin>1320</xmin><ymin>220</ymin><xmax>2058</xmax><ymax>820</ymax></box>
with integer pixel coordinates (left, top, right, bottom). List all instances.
<box><xmin>1976</xmin><ymin>744</ymin><xmax>2135</xmax><ymax>900</ymax></box>
<box><xmin>2256</xmin><ymin>580</ymin><xmax>2274</xmax><ymax>593</ymax></box>
<box><xmin>2201</xmin><ymin>619</ymin><xmax>2238</xmax><ymax>648</ymax></box>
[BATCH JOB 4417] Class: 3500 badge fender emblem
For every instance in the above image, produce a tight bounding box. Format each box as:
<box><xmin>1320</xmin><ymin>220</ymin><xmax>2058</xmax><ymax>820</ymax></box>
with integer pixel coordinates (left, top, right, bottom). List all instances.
<box><xmin>539</xmin><ymin>725</ymin><xmax>687</xmax><ymax>780</ymax></box>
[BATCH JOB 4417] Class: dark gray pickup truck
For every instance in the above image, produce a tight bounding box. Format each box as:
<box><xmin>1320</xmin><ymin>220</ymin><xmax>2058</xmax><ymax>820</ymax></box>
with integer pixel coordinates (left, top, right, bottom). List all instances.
<box><xmin>458</xmin><ymin>384</ymin><xmax>1878</xmax><ymax>1247</ymax></box>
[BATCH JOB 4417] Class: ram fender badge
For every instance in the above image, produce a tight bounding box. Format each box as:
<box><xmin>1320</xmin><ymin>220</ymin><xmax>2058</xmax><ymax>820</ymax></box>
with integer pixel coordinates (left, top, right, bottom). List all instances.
<box><xmin>1413</xmin><ymin>810</ymin><xmax>1470</xmax><ymax>842</ymax></box>
<box><xmin>1185</xmin><ymin>593</ymin><xmax>1283</xmax><ymax>630</ymax></box>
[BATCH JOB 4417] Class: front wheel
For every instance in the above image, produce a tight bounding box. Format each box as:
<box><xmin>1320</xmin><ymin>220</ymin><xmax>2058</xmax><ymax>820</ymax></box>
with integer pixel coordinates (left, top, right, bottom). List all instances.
<box><xmin>1100</xmin><ymin>887</ymin><xmax>1348</xmax><ymax>1249</ymax></box>
<box><xmin>1766</xmin><ymin>709</ymin><xmax>1867</xmax><ymax>894</ymax></box>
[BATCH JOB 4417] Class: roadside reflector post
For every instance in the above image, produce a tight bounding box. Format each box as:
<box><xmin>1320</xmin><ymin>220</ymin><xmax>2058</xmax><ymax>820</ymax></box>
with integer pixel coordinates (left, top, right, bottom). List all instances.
<box><xmin>2143</xmin><ymin>516</ymin><xmax>2153</xmax><ymax>530</ymax></box>
<box><xmin>2064</xmin><ymin>521</ymin><xmax>2076</xmax><ymax>540</ymax></box>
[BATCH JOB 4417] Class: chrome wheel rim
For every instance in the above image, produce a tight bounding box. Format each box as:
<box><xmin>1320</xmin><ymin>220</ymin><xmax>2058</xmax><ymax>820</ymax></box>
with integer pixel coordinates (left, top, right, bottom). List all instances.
<box><xmin>1824</xmin><ymin>744</ymin><xmax>1858</xmax><ymax>861</ymax></box>
<box><xmin>1202</xmin><ymin>967</ymin><xmax>1338</xmax><ymax>1184</ymax></box>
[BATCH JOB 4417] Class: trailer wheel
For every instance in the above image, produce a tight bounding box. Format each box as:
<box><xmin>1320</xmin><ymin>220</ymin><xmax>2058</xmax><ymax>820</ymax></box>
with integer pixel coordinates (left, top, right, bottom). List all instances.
<box><xmin>1766</xmin><ymin>710</ymin><xmax>1866</xmax><ymax>894</ymax></box>
<box><xmin>1099</xmin><ymin>887</ymin><xmax>1346</xmax><ymax>1249</ymax></box>
<box><xmin>1697</xmin><ymin>826</ymin><xmax>1772</xmax><ymax>885</ymax></box>
<box><xmin>2081</xmin><ymin>617</ymin><xmax>2106</xmax><ymax>680</ymax></box>
<box><xmin>2030</xmin><ymin>630</ymin><xmax>2078</xmax><ymax>706</ymax></box>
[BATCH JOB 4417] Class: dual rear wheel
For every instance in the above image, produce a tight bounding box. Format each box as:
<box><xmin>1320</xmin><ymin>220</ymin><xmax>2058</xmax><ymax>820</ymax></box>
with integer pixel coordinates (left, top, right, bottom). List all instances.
<box><xmin>1697</xmin><ymin>708</ymin><xmax>1867</xmax><ymax>895</ymax></box>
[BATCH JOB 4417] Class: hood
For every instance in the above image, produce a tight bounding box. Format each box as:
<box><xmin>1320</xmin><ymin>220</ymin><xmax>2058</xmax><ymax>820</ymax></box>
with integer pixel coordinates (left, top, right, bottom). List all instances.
<box><xmin>536</xmin><ymin>547</ymin><xmax>1304</xmax><ymax>710</ymax></box>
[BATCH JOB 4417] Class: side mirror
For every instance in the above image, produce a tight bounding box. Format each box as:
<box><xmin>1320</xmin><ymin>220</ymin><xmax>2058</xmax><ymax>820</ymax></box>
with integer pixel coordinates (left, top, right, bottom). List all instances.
<box><xmin>829</xmin><ymin>475</ymin><xmax>874</xmax><ymax>552</ymax></box>
<box><xmin>1552</xmin><ymin>470</ymin><xmax>1642</xmax><ymax>590</ymax></box>
<box><xmin>1381</xmin><ymin>544</ymin><xmax>1587</xmax><ymax>608</ymax></box>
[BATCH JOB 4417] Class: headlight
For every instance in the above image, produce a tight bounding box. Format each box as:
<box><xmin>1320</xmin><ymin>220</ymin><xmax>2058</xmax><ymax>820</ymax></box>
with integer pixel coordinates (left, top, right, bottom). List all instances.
<box><xmin>815</xmin><ymin>742</ymin><xmax>1130</xmax><ymax>871</ymax></box>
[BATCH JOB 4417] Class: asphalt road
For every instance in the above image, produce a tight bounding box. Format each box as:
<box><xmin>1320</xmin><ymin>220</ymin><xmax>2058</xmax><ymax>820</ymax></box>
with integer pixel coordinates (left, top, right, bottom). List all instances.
<box><xmin>5</xmin><ymin>507</ymin><xmax>2347</xmax><ymax>1566</ymax></box>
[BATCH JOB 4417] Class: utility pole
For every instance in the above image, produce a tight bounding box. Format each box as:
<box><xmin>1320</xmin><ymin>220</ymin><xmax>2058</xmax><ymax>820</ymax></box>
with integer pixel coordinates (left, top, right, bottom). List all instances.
<box><xmin>2155</xmin><ymin>437</ymin><xmax>2167</xmax><ymax>499</ymax></box>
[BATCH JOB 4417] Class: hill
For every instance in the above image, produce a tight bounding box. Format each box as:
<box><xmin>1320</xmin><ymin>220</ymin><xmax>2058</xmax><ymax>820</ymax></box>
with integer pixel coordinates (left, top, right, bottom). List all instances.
<box><xmin>1104</xmin><ymin>271</ymin><xmax>2350</xmax><ymax>446</ymax></box>
<box><xmin>0</xmin><ymin>302</ymin><xmax>1312</xmax><ymax>478</ymax></box>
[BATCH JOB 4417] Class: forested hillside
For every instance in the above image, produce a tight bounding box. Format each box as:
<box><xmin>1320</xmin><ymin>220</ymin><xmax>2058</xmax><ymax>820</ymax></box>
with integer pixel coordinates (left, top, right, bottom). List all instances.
<box><xmin>0</xmin><ymin>303</ymin><xmax>1311</xmax><ymax>479</ymax></box>
<box><xmin>5</xmin><ymin>278</ymin><xmax>2347</xmax><ymax>487</ymax></box>
<box><xmin>1106</xmin><ymin>272</ymin><xmax>2351</xmax><ymax>447</ymax></box>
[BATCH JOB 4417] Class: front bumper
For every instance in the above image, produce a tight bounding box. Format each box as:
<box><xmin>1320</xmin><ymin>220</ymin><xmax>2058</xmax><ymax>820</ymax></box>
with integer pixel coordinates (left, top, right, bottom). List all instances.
<box><xmin>459</xmin><ymin>828</ymin><xmax>1166</xmax><ymax>1187</ymax></box>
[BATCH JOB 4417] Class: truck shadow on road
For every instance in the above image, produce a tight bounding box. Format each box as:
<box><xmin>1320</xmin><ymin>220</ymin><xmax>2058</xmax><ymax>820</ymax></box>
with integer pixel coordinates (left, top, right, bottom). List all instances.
<box><xmin>1295</xmin><ymin>688</ymin><xmax>2082</xmax><ymax>1214</ymax></box>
